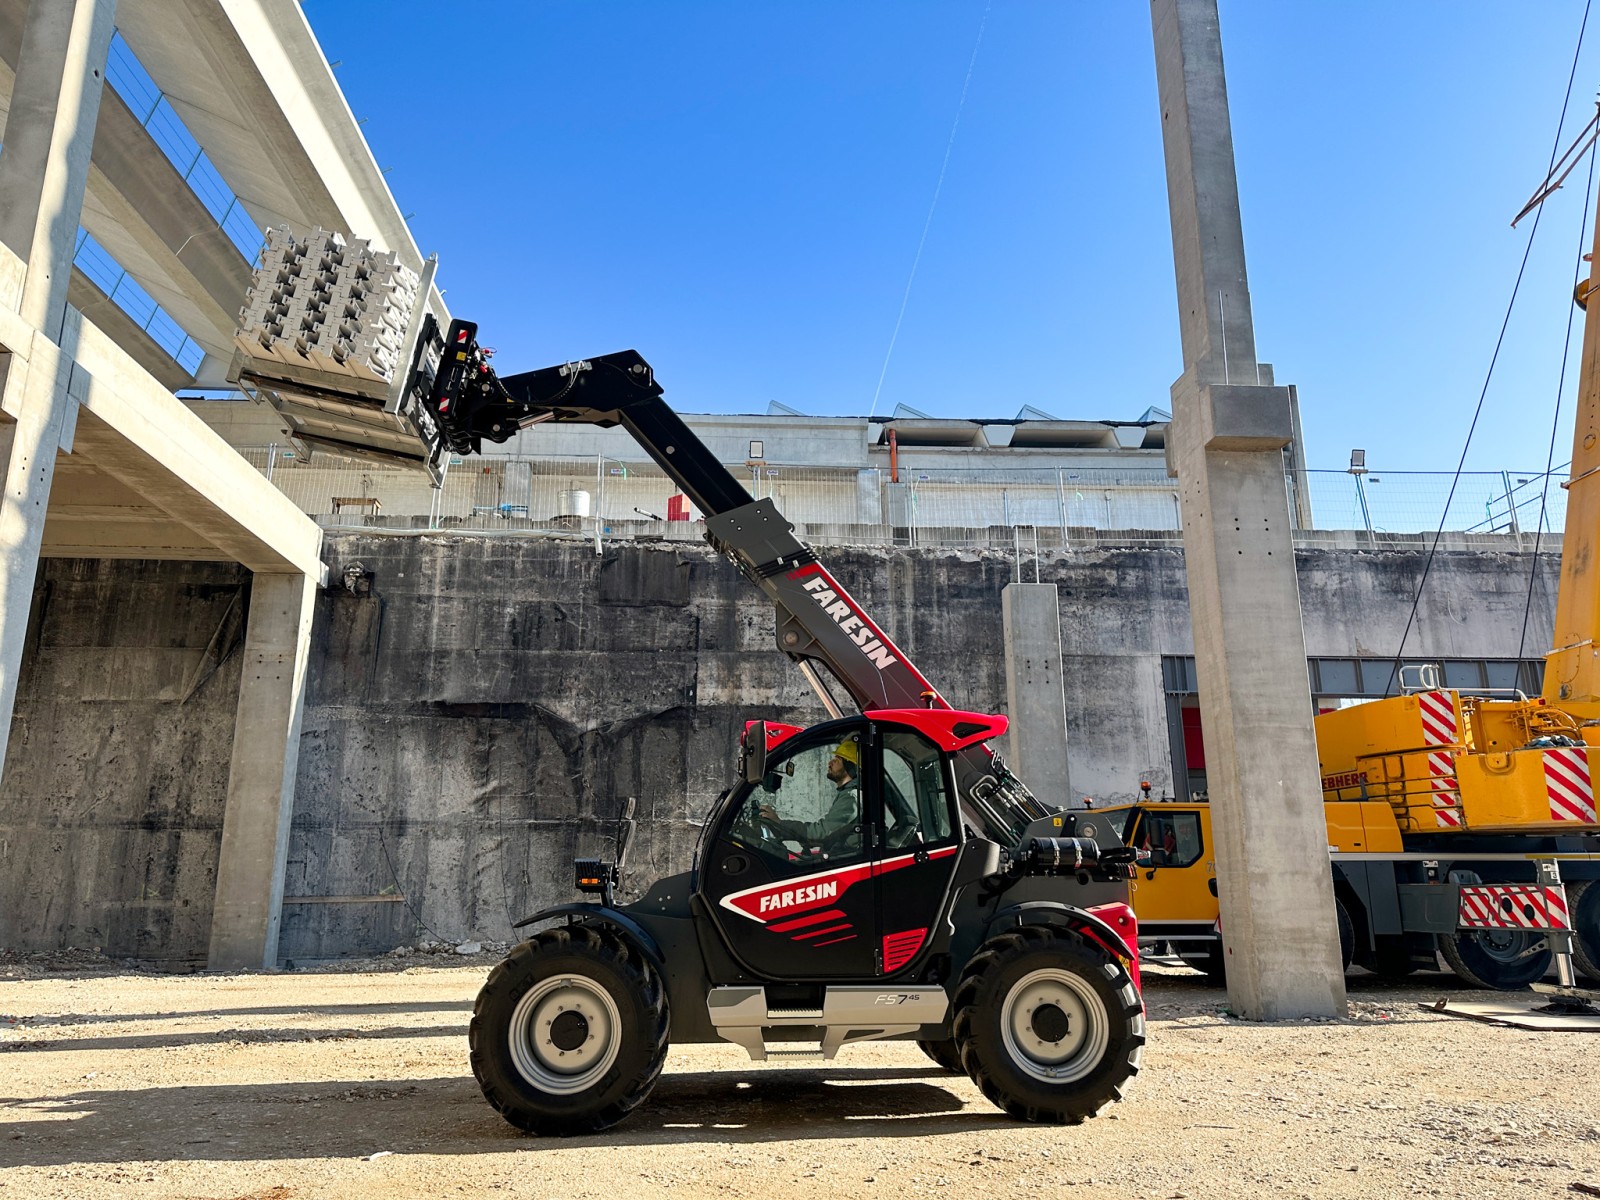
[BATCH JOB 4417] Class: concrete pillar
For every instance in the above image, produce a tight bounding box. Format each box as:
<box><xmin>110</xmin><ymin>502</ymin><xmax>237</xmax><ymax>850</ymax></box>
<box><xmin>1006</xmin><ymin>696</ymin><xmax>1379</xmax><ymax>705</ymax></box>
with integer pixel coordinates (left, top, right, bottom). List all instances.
<box><xmin>1150</xmin><ymin>0</ymin><xmax>1345</xmax><ymax>1018</ymax></box>
<box><xmin>208</xmin><ymin>572</ymin><xmax>317</xmax><ymax>971</ymax></box>
<box><xmin>0</xmin><ymin>0</ymin><xmax>115</xmax><ymax>785</ymax></box>
<box><xmin>0</xmin><ymin>0</ymin><xmax>118</xmax><ymax>339</ymax></box>
<box><xmin>1002</xmin><ymin>583</ymin><xmax>1074</xmax><ymax>808</ymax></box>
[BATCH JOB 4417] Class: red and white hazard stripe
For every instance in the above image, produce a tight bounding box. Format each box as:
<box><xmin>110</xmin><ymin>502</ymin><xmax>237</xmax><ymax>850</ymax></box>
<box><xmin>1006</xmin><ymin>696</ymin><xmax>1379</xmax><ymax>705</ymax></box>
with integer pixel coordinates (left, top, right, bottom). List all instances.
<box><xmin>1458</xmin><ymin>884</ymin><xmax>1571</xmax><ymax>931</ymax></box>
<box><xmin>1417</xmin><ymin>690</ymin><xmax>1460</xmax><ymax>747</ymax></box>
<box><xmin>1544</xmin><ymin>746</ymin><xmax>1598</xmax><ymax>825</ymax></box>
<box><xmin>1426</xmin><ymin>751</ymin><xmax>1463</xmax><ymax>829</ymax></box>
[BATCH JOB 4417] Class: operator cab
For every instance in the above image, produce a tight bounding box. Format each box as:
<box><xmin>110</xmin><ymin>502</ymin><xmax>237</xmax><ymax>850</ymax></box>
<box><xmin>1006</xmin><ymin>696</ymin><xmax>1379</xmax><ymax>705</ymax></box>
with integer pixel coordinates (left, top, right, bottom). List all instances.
<box><xmin>695</xmin><ymin>712</ymin><xmax>989</xmax><ymax>981</ymax></box>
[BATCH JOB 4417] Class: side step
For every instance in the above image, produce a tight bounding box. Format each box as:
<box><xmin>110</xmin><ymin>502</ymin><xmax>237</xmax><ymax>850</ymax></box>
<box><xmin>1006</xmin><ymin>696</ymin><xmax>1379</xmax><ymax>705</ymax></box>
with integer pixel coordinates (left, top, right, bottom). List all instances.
<box><xmin>706</xmin><ymin>986</ymin><xmax>948</xmax><ymax>1061</ymax></box>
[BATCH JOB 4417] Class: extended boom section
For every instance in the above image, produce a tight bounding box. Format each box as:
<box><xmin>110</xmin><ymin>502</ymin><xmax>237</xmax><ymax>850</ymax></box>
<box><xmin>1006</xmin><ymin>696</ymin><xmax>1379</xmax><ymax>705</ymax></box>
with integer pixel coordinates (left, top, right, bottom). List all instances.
<box><xmin>421</xmin><ymin>321</ymin><xmax>1058</xmax><ymax>847</ymax></box>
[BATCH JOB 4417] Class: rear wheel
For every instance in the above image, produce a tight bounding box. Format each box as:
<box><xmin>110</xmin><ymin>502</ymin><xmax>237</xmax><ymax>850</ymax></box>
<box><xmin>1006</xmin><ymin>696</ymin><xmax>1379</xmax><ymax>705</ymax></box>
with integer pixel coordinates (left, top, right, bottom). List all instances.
<box><xmin>1568</xmin><ymin>880</ymin><xmax>1600</xmax><ymax>983</ymax></box>
<box><xmin>1369</xmin><ymin>935</ymin><xmax>1418</xmax><ymax>979</ymax></box>
<box><xmin>917</xmin><ymin>1038</ymin><xmax>964</xmax><ymax>1074</ymax></box>
<box><xmin>952</xmin><ymin>926</ymin><xmax>1144</xmax><ymax>1124</ymax></box>
<box><xmin>1440</xmin><ymin>927</ymin><xmax>1552</xmax><ymax>991</ymax></box>
<box><xmin>1176</xmin><ymin>940</ymin><xmax>1227</xmax><ymax>984</ymax></box>
<box><xmin>469</xmin><ymin>924</ymin><xmax>669</xmax><ymax>1135</ymax></box>
<box><xmin>1334</xmin><ymin>897</ymin><xmax>1355</xmax><ymax>971</ymax></box>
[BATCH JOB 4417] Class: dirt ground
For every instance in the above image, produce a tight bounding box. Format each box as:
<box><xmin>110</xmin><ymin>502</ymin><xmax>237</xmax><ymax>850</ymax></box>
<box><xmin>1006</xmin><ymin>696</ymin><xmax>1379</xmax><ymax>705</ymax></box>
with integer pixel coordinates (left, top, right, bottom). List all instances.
<box><xmin>2</xmin><ymin>954</ymin><xmax>1597</xmax><ymax>1200</ymax></box>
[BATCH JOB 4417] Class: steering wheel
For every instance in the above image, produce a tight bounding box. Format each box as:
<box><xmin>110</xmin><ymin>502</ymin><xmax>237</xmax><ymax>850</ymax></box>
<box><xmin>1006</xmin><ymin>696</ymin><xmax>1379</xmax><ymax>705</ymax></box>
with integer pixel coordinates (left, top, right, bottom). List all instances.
<box><xmin>737</xmin><ymin>798</ymin><xmax>795</xmax><ymax>856</ymax></box>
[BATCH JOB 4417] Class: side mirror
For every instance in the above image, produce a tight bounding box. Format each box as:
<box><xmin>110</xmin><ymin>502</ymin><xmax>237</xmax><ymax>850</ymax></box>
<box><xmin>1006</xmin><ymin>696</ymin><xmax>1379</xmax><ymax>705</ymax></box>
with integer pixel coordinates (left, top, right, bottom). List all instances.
<box><xmin>741</xmin><ymin>721</ymin><xmax>769</xmax><ymax>785</ymax></box>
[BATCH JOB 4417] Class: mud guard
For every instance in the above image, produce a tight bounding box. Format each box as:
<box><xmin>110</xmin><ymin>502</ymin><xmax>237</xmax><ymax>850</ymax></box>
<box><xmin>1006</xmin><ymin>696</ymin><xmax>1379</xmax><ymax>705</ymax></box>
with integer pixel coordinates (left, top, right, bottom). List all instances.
<box><xmin>988</xmin><ymin>900</ymin><xmax>1142</xmax><ymax>990</ymax></box>
<box><xmin>511</xmin><ymin>903</ymin><xmax>668</xmax><ymax>973</ymax></box>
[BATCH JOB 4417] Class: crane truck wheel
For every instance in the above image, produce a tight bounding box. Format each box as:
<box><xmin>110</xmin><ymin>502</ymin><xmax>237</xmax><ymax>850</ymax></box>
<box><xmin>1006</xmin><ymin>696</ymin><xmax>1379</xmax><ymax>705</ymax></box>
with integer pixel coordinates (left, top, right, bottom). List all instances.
<box><xmin>1176</xmin><ymin>941</ymin><xmax>1227</xmax><ymax>984</ymax></box>
<box><xmin>1439</xmin><ymin>927</ymin><xmax>1552</xmax><ymax>991</ymax></box>
<box><xmin>951</xmin><ymin>926</ymin><xmax>1144</xmax><ymax>1124</ymax></box>
<box><xmin>917</xmin><ymin>1038</ymin><xmax>965</xmax><ymax>1074</ymax></box>
<box><xmin>469</xmin><ymin>924</ymin><xmax>670</xmax><ymax>1135</ymax></box>
<box><xmin>1568</xmin><ymin>881</ymin><xmax>1600</xmax><ymax>983</ymax></box>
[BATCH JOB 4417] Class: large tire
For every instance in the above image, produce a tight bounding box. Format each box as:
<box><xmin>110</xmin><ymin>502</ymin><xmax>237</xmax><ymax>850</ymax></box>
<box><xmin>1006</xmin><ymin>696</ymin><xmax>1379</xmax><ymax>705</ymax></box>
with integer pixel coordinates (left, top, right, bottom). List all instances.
<box><xmin>469</xmin><ymin>924</ymin><xmax>669</xmax><ymax>1135</ymax></box>
<box><xmin>1334</xmin><ymin>897</ymin><xmax>1355</xmax><ymax>971</ymax></box>
<box><xmin>1369</xmin><ymin>935</ymin><xmax>1418</xmax><ymax>979</ymax></box>
<box><xmin>1568</xmin><ymin>880</ymin><xmax>1600</xmax><ymax>983</ymax></box>
<box><xmin>1440</xmin><ymin>926</ymin><xmax>1552</xmax><ymax>991</ymax></box>
<box><xmin>1176</xmin><ymin>940</ymin><xmax>1227</xmax><ymax>984</ymax></box>
<box><xmin>952</xmin><ymin>926</ymin><xmax>1144</xmax><ymax>1124</ymax></box>
<box><xmin>917</xmin><ymin>1038</ymin><xmax>964</xmax><ymax>1073</ymax></box>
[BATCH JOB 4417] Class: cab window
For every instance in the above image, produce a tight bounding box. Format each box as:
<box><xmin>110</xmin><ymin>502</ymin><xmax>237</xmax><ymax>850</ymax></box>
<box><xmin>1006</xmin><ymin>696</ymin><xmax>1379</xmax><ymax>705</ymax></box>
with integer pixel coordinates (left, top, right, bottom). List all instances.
<box><xmin>880</xmin><ymin>728</ymin><xmax>954</xmax><ymax>850</ymax></box>
<box><xmin>1140</xmin><ymin>810</ymin><xmax>1203</xmax><ymax>868</ymax></box>
<box><xmin>728</xmin><ymin>731</ymin><xmax>866</xmax><ymax>866</ymax></box>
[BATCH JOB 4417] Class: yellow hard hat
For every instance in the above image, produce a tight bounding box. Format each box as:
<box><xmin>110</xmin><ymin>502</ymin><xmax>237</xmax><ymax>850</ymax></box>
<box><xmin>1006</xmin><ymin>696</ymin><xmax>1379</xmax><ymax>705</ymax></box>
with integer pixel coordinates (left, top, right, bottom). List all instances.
<box><xmin>833</xmin><ymin>738</ymin><xmax>861</xmax><ymax>766</ymax></box>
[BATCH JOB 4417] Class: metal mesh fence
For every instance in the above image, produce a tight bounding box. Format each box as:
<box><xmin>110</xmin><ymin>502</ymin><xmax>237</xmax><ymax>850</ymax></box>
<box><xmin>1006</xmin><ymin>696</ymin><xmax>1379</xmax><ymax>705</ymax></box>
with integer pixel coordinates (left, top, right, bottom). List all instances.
<box><xmin>1296</xmin><ymin>469</ymin><xmax>1568</xmax><ymax>539</ymax></box>
<box><xmin>239</xmin><ymin>447</ymin><xmax>1564</xmax><ymax>552</ymax></box>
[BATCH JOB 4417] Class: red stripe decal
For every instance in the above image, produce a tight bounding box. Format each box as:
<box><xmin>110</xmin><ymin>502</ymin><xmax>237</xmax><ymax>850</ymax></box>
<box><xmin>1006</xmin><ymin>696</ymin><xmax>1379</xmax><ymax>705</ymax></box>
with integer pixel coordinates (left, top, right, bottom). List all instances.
<box><xmin>767</xmin><ymin>908</ymin><xmax>847</xmax><ymax>933</ymax></box>
<box><xmin>792</xmin><ymin>923</ymin><xmax>853</xmax><ymax>941</ymax></box>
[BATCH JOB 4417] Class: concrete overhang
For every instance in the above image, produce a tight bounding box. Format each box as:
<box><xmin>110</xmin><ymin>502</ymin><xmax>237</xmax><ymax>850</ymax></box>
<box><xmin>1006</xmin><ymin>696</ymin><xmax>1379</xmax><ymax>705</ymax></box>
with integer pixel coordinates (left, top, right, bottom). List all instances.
<box><xmin>0</xmin><ymin>3</ymin><xmax>248</xmax><ymax>385</ymax></box>
<box><xmin>0</xmin><ymin>242</ymin><xmax>323</xmax><ymax>578</ymax></box>
<box><xmin>114</xmin><ymin>0</ymin><xmax>444</xmax><ymax>315</ymax></box>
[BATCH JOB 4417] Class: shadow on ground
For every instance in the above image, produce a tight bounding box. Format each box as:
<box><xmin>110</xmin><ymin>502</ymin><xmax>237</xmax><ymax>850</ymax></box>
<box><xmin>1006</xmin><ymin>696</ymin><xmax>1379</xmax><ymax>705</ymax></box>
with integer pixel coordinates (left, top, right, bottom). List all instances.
<box><xmin>1</xmin><ymin>1065</ymin><xmax>1002</xmax><ymax>1166</ymax></box>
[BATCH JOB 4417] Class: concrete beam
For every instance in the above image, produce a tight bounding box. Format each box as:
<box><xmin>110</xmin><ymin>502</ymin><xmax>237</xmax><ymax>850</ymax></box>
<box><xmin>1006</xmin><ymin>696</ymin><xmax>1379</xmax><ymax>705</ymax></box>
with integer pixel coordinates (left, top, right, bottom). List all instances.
<box><xmin>0</xmin><ymin>0</ymin><xmax>117</xmax><ymax>338</ymax></box>
<box><xmin>208</xmin><ymin>570</ymin><xmax>317</xmax><ymax>970</ymax></box>
<box><xmin>1002</xmin><ymin>583</ymin><xmax>1075</xmax><ymax>808</ymax></box>
<box><xmin>60</xmin><ymin>313</ymin><xmax>325</xmax><ymax>580</ymax></box>
<box><xmin>1151</xmin><ymin>0</ymin><xmax>1344</xmax><ymax>1019</ymax></box>
<box><xmin>114</xmin><ymin>0</ymin><xmax>447</xmax><ymax>320</ymax></box>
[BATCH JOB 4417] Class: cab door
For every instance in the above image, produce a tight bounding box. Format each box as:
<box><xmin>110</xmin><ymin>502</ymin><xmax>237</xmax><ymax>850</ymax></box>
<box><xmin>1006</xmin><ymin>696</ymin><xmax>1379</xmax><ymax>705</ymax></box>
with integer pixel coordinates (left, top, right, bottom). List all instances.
<box><xmin>873</xmin><ymin>725</ymin><xmax>963</xmax><ymax>975</ymax></box>
<box><xmin>1127</xmin><ymin>806</ymin><xmax>1217</xmax><ymax>924</ymax></box>
<box><xmin>700</xmin><ymin>721</ymin><xmax>881</xmax><ymax>979</ymax></box>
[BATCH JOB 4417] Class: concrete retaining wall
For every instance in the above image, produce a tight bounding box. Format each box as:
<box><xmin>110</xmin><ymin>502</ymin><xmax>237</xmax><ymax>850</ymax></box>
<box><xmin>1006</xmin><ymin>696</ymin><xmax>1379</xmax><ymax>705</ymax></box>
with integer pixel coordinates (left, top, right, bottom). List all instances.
<box><xmin>0</xmin><ymin>534</ymin><xmax>1560</xmax><ymax>964</ymax></box>
<box><xmin>0</xmin><ymin>559</ymin><xmax>247</xmax><ymax>966</ymax></box>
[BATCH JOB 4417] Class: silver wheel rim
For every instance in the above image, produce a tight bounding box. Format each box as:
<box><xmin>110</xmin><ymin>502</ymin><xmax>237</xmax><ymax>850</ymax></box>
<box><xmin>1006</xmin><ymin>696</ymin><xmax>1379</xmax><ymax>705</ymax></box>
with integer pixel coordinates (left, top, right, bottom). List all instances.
<box><xmin>1472</xmin><ymin>928</ymin><xmax>1541</xmax><ymax>964</ymax></box>
<box><xmin>507</xmin><ymin>973</ymin><xmax>623</xmax><ymax>1095</ymax></box>
<box><xmin>1000</xmin><ymin>967</ymin><xmax>1109</xmax><ymax>1084</ymax></box>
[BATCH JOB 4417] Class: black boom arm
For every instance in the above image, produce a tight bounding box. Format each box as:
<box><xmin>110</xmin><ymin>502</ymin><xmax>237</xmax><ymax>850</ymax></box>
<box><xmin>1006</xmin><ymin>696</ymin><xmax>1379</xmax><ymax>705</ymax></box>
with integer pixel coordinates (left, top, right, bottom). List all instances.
<box><xmin>417</xmin><ymin>321</ymin><xmax>1054</xmax><ymax>844</ymax></box>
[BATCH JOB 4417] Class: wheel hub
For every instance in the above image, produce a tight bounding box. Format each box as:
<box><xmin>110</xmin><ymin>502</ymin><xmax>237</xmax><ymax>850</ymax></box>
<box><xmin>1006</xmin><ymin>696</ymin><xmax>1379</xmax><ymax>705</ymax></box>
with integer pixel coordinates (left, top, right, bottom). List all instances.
<box><xmin>549</xmin><ymin>1009</ymin><xmax>590</xmax><ymax>1052</ymax></box>
<box><xmin>1030</xmin><ymin>1001</ymin><xmax>1071</xmax><ymax>1044</ymax></box>
<box><xmin>507</xmin><ymin>974</ymin><xmax>623</xmax><ymax>1095</ymax></box>
<box><xmin>1001</xmin><ymin>968</ymin><xmax>1110</xmax><ymax>1084</ymax></box>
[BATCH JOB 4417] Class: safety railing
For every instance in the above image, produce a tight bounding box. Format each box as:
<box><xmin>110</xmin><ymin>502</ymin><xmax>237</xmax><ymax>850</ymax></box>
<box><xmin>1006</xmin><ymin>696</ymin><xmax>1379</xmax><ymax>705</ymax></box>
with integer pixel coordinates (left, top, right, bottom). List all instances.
<box><xmin>240</xmin><ymin>448</ymin><xmax>1568</xmax><ymax>553</ymax></box>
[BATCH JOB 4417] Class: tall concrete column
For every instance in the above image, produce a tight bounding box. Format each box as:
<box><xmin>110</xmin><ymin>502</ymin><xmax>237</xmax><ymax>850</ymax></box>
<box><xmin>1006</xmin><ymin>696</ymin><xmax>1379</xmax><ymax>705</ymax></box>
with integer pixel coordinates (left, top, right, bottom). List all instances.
<box><xmin>0</xmin><ymin>0</ymin><xmax>118</xmax><ymax>339</ymax></box>
<box><xmin>1150</xmin><ymin>0</ymin><xmax>1345</xmax><ymax>1018</ymax></box>
<box><xmin>209</xmin><ymin>572</ymin><xmax>318</xmax><ymax>971</ymax></box>
<box><xmin>0</xmin><ymin>0</ymin><xmax>115</xmax><ymax>785</ymax></box>
<box><xmin>1002</xmin><ymin>583</ymin><xmax>1074</xmax><ymax>807</ymax></box>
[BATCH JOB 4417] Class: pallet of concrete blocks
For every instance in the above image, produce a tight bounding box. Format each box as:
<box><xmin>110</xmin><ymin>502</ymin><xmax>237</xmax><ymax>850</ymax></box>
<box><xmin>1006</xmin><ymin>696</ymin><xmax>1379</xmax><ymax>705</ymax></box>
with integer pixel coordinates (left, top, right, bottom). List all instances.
<box><xmin>234</xmin><ymin>225</ymin><xmax>420</xmax><ymax>386</ymax></box>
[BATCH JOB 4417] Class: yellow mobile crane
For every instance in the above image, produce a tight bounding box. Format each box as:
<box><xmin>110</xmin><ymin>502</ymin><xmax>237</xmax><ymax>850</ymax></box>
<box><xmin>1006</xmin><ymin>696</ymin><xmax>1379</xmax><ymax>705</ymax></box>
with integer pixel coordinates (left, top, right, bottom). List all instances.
<box><xmin>1102</xmin><ymin>131</ymin><xmax>1600</xmax><ymax>992</ymax></box>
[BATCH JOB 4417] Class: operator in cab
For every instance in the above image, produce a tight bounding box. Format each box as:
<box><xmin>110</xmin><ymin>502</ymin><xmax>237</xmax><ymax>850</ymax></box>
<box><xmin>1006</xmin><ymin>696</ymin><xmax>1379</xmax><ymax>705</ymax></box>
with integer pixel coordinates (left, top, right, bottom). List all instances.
<box><xmin>758</xmin><ymin>735</ymin><xmax>862</xmax><ymax>851</ymax></box>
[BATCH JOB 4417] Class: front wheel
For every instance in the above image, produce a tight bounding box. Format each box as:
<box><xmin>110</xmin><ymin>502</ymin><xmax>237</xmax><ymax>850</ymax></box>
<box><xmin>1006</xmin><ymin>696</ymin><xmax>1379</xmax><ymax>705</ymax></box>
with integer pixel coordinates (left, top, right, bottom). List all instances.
<box><xmin>469</xmin><ymin>924</ymin><xmax>669</xmax><ymax>1135</ymax></box>
<box><xmin>1440</xmin><ymin>927</ymin><xmax>1552</xmax><ymax>991</ymax></box>
<box><xmin>952</xmin><ymin>926</ymin><xmax>1144</xmax><ymax>1124</ymax></box>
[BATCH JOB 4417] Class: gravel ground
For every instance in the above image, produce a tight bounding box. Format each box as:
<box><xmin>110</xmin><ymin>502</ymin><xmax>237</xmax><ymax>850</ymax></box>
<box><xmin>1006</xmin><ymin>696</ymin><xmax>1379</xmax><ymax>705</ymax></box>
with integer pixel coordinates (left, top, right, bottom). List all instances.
<box><xmin>1</xmin><ymin>954</ymin><xmax>1597</xmax><ymax>1200</ymax></box>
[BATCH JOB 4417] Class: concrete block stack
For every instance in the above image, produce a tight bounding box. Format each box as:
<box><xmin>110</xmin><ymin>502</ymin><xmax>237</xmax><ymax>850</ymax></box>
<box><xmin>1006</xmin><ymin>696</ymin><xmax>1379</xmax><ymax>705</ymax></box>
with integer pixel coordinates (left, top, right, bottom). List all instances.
<box><xmin>235</xmin><ymin>225</ymin><xmax>419</xmax><ymax>386</ymax></box>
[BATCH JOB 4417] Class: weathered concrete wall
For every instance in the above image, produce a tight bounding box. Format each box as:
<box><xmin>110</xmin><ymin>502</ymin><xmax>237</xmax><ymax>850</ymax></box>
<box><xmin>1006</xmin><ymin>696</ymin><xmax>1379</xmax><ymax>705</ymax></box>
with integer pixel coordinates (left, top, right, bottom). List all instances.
<box><xmin>0</xmin><ymin>558</ymin><xmax>247</xmax><ymax>965</ymax></box>
<box><xmin>0</xmin><ymin>535</ymin><xmax>1560</xmax><ymax>965</ymax></box>
<box><xmin>280</xmin><ymin>534</ymin><xmax>1022</xmax><ymax>959</ymax></box>
<box><xmin>284</xmin><ymin>533</ymin><xmax>1560</xmax><ymax>961</ymax></box>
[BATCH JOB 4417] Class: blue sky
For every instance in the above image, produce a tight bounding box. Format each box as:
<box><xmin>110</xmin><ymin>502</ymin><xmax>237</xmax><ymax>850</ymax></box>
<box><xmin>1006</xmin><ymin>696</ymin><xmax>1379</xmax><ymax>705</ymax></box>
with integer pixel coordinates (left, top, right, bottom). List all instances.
<box><xmin>302</xmin><ymin>2</ymin><xmax>1600</xmax><ymax>474</ymax></box>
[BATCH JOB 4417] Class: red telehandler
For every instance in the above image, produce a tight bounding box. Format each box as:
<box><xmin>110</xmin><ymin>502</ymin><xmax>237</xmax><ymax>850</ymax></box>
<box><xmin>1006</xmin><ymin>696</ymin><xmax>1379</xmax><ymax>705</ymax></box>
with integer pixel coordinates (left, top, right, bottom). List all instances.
<box><xmin>408</xmin><ymin>321</ymin><xmax>1145</xmax><ymax>1133</ymax></box>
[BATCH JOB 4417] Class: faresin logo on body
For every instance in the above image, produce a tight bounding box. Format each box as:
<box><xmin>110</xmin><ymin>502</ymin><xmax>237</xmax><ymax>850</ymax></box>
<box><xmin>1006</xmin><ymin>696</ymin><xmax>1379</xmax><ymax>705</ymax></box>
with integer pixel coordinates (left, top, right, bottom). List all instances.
<box><xmin>758</xmin><ymin>880</ymin><xmax>839</xmax><ymax>915</ymax></box>
<box><xmin>800</xmin><ymin>576</ymin><xmax>899</xmax><ymax>670</ymax></box>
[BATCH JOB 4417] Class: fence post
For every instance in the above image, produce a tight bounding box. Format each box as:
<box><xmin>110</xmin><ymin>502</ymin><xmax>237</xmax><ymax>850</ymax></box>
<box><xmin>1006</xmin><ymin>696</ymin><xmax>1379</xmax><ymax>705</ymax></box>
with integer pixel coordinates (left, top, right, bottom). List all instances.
<box><xmin>594</xmin><ymin>454</ymin><xmax>604</xmax><ymax>556</ymax></box>
<box><xmin>264</xmin><ymin>442</ymin><xmax>276</xmax><ymax>484</ymax></box>
<box><xmin>1501</xmin><ymin>470</ymin><xmax>1523</xmax><ymax>550</ymax></box>
<box><xmin>1056</xmin><ymin>468</ymin><xmax>1068</xmax><ymax>547</ymax></box>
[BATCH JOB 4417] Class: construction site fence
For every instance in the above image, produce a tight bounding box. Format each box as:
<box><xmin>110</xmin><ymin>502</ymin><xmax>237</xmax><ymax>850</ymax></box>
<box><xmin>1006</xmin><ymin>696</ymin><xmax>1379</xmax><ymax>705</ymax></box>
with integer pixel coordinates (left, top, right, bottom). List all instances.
<box><xmin>237</xmin><ymin>448</ymin><xmax>1569</xmax><ymax>553</ymax></box>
